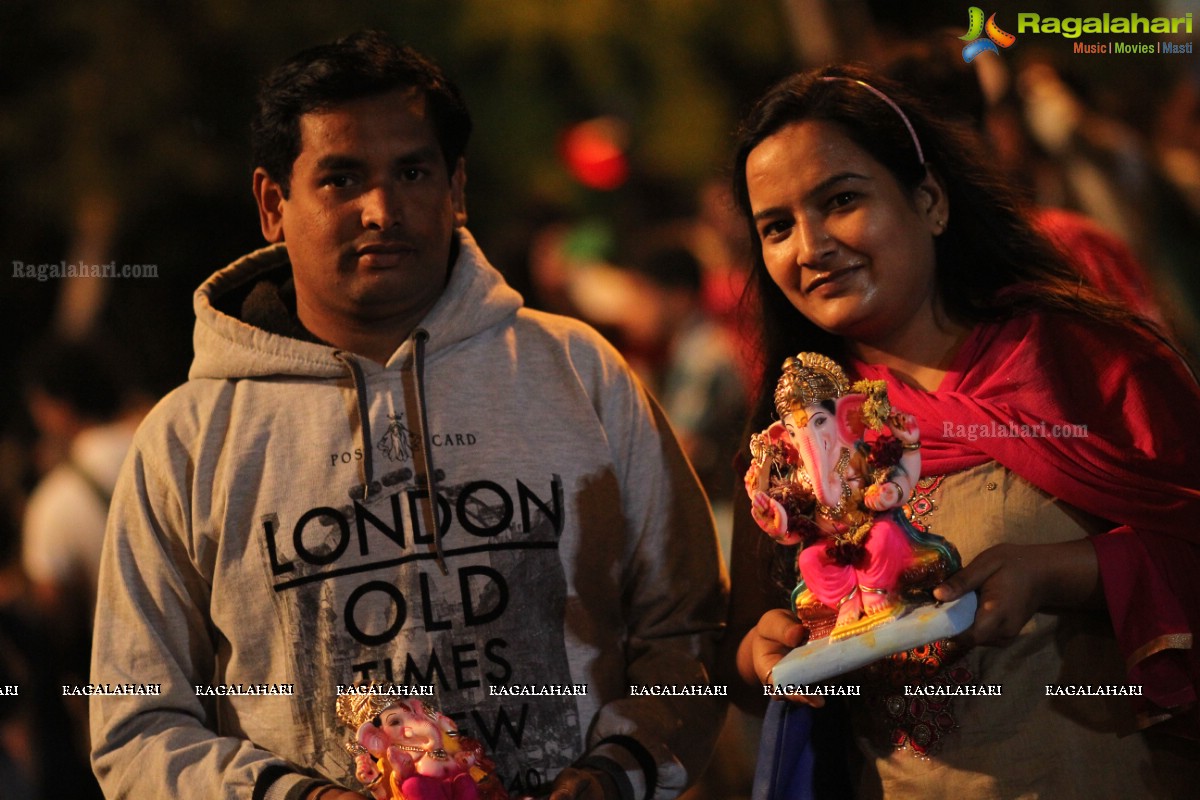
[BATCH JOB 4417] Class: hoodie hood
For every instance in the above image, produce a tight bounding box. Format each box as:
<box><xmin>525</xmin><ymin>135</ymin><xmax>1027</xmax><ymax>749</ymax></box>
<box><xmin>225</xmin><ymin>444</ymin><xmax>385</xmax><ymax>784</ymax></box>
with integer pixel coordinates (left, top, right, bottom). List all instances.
<box><xmin>190</xmin><ymin>228</ymin><xmax>523</xmax><ymax>381</ymax></box>
<box><xmin>189</xmin><ymin>228</ymin><xmax>524</xmax><ymax>573</ymax></box>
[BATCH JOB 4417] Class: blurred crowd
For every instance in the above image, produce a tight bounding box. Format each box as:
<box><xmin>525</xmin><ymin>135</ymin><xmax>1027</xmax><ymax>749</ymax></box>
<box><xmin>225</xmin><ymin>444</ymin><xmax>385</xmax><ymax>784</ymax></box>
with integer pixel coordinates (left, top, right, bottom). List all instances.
<box><xmin>0</xmin><ymin>338</ymin><xmax>150</xmax><ymax>798</ymax></box>
<box><xmin>2</xmin><ymin>11</ymin><xmax>1200</xmax><ymax>799</ymax></box>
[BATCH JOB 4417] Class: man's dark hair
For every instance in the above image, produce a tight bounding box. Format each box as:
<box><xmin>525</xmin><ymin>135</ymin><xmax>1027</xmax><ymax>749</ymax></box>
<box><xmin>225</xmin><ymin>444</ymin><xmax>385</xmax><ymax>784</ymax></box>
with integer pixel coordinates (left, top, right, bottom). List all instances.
<box><xmin>251</xmin><ymin>30</ymin><xmax>472</xmax><ymax>195</ymax></box>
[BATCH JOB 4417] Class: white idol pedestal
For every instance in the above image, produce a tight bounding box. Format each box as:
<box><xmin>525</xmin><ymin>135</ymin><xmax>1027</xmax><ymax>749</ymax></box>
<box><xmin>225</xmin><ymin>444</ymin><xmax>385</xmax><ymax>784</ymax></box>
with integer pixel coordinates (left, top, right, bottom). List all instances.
<box><xmin>770</xmin><ymin>593</ymin><xmax>978</xmax><ymax>687</ymax></box>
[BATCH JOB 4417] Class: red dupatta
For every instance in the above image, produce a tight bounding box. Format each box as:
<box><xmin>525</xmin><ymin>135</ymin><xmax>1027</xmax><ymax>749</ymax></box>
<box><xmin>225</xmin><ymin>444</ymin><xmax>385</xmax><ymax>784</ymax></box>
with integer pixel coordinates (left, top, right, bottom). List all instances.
<box><xmin>851</xmin><ymin>312</ymin><xmax>1200</xmax><ymax>729</ymax></box>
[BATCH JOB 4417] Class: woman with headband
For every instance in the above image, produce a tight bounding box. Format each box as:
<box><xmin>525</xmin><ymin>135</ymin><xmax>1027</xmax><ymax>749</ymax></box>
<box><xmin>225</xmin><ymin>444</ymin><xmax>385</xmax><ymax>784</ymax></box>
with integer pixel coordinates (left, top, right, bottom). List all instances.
<box><xmin>722</xmin><ymin>64</ymin><xmax>1200</xmax><ymax>797</ymax></box>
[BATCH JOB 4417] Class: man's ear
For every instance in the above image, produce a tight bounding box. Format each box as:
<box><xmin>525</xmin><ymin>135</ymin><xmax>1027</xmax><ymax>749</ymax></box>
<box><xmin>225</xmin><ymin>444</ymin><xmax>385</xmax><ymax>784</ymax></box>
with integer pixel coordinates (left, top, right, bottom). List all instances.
<box><xmin>253</xmin><ymin>167</ymin><xmax>287</xmax><ymax>243</ymax></box>
<box><xmin>450</xmin><ymin>157</ymin><xmax>468</xmax><ymax>229</ymax></box>
<box><xmin>914</xmin><ymin>165</ymin><xmax>949</xmax><ymax>236</ymax></box>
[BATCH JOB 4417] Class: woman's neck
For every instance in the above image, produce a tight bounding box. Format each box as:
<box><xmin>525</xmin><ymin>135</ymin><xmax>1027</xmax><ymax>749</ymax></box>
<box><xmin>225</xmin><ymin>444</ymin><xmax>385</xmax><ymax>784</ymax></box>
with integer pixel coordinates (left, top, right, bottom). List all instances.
<box><xmin>850</xmin><ymin>315</ymin><xmax>970</xmax><ymax>392</ymax></box>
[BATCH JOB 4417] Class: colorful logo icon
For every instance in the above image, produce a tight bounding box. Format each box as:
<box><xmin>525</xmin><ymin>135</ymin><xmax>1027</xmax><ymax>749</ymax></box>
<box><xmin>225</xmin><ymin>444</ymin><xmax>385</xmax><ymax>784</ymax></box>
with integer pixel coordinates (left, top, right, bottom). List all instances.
<box><xmin>960</xmin><ymin>7</ymin><xmax>1016</xmax><ymax>62</ymax></box>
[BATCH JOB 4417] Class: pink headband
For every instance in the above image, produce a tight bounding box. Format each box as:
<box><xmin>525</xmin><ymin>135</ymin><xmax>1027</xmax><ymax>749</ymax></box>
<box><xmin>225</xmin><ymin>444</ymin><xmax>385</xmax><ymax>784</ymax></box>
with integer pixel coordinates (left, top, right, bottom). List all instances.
<box><xmin>819</xmin><ymin>76</ymin><xmax>926</xmax><ymax>166</ymax></box>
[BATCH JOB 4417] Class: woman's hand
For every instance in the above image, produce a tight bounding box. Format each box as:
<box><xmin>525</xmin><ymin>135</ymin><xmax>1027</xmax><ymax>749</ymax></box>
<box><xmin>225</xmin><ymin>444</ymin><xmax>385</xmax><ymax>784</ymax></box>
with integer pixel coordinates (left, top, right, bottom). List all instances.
<box><xmin>737</xmin><ymin>608</ymin><xmax>824</xmax><ymax>707</ymax></box>
<box><xmin>933</xmin><ymin>539</ymin><xmax>1102</xmax><ymax>647</ymax></box>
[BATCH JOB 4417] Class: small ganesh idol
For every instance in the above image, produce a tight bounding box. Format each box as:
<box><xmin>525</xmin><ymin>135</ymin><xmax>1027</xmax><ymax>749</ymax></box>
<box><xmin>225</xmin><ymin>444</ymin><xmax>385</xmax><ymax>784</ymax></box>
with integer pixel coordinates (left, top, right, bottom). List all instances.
<box><xmin>336</xmin><ymin>687</ymin><xmax>509</xmax><ymax>800</ymax></box>
<box><xmin>745</xmin><ymin>353</ymin><xmax>963</xmax><ymax>648</ymax></box>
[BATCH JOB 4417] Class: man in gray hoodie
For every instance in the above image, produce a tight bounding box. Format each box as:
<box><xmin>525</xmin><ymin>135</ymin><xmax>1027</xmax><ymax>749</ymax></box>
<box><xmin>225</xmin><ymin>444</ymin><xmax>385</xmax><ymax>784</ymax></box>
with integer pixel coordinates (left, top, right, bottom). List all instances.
<box><xmin>89</xmin><ymin>30</ymin><xmax>727</xmax><ymax>800</ymax></box>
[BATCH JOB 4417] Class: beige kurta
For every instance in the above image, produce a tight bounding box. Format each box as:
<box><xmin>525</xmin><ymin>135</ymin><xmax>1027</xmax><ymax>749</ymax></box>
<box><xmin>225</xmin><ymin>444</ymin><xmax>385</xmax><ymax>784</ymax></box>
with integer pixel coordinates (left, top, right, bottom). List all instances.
<box><xmin>848</xmin><ymin>462</ymin><xmax>1197</xmax><ymax>799</ymax></box>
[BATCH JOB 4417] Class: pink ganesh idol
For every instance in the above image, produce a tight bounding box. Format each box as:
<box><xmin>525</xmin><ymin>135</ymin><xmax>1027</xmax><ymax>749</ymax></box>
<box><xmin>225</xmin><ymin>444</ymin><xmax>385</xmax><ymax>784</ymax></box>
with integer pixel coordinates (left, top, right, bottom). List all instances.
<box><xmin>745</xmin><ymin>353</ymin><xmax>961</xmax><ymax>642</ymax></box>
<box><xmin>336</xmin><ymin>688</ymin><xmax>509</xmax><ymax>800</ymax></box>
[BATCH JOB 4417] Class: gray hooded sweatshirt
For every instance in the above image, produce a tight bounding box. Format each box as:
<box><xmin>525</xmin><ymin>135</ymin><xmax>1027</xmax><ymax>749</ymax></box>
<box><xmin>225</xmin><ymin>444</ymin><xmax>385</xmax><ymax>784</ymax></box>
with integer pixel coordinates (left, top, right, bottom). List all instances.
<box><xmin>89</xmin><ymin>230</ymin><xmax>728</xmax><ymax>800</ymax></box>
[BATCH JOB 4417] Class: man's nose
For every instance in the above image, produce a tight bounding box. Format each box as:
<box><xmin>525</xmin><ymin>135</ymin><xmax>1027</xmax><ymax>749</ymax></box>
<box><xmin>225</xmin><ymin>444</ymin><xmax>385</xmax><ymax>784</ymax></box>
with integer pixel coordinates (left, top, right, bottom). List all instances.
<box><xmin>361</xmin><ymin>183</ymin><xmax>401</xmax><ymax>230</ymax></box>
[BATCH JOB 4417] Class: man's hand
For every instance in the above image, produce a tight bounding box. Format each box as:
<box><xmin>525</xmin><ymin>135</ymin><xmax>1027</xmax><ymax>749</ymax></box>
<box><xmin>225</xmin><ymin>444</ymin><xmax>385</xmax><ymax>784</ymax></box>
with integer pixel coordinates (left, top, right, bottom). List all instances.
<box><xmin>304</xmin><ymin>787</ymin><xmax>369</xmax><ymax>800</ymax></box>
<box><xmin>737</xmin><ymin>608</ymin><xmax>823</xmax><ymax>707</ymax></box>
<box><xmin>933</xmin><ymin>540</ymin><xmax>1102</xmax><ymax>647</ymax></box>
<box><xmin>542</xmin><ymin>766</ymin><xmax>621</xmax><ymax>799</ymax></box>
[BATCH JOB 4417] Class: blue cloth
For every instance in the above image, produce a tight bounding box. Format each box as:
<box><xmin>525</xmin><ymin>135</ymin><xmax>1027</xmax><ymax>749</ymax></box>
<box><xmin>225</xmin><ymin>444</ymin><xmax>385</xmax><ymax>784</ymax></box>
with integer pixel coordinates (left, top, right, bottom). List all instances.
<box><xmin>752</xmin><ymin>700</ymin><xmax>815</xmax><ymax>800</ymax></box>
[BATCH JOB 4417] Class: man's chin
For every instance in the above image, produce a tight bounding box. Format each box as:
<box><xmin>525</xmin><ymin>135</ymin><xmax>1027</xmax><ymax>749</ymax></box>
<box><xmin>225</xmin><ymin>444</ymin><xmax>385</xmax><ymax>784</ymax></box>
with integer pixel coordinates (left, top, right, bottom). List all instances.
<box><xmin>342</xmin><ymin>279</ymin><xmax>444</xmax><ymax>316</ymax></box>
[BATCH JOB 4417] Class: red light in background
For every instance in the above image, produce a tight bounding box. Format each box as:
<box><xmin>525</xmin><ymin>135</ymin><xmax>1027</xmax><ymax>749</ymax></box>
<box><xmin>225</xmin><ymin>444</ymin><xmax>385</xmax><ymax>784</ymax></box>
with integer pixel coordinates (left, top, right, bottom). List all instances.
<box><xmin>560</xmin><ymin>116</ymin><xmax>629</xmax><ymax>191</ymax></box>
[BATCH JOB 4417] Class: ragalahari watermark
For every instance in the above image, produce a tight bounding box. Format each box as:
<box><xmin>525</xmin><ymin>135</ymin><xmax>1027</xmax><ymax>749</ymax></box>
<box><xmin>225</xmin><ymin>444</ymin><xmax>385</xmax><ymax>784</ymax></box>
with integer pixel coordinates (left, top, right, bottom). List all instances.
<box><xmin>12</xmin><ymin>260</ymin><xmax>158</xmax><ymax>281</ymax></box>
<box><xmin>943</xmin><ymin>420</ymin><xmax>1088</xmax><ymax>441</ymax></box>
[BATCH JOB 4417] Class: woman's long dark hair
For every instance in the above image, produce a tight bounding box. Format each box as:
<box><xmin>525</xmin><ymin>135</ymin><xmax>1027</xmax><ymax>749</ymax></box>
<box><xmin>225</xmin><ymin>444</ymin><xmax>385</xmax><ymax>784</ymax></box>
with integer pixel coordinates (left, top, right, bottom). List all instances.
<box><xmin>731</xmin><ymin>64</ymin><xmax>1153</xmax><ymax>430</ymax></box>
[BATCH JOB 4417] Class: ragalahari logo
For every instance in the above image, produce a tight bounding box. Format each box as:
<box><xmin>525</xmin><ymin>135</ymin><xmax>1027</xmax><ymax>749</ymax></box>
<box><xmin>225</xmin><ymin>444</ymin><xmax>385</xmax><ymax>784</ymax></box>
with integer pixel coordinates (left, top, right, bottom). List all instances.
<box><xmin>961</xmin><ymin>7</ymin><xmax>1017</xmax><ymax>62</ymax></box>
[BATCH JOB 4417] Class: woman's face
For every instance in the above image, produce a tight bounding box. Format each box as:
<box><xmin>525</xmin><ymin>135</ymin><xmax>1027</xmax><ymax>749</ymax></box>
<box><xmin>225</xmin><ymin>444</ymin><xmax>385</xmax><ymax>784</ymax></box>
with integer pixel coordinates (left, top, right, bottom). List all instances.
<box><xmin>745</xmin><ymin>120</ymin><xmax>947</xmax><ymax>351</ymax></box>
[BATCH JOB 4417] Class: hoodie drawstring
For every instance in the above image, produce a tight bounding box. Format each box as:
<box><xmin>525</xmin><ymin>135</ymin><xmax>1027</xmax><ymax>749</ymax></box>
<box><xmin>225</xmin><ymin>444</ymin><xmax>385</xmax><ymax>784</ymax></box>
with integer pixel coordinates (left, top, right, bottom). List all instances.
<box><xmin>413</xmin><ymin>329</ymin><xmax>448</xmax><ymax>576</ymax></box>
<box><xmin>335</xmin><ymin>338</ymin><xmax>447</xmax><ymax>576</ymax></box>
<box><xmin>334</xmin><ymin>351</ymin><xmax>376</xmax><ymax>501</ymax></box>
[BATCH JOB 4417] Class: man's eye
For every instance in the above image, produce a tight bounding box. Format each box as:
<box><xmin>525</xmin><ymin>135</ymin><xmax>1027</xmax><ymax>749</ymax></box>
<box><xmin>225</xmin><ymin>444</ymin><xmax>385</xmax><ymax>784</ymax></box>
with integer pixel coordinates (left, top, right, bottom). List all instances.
<box><xmin>321</xmin><ymin>174</ymin><xmax>356</xmax><ymax>189</ymax></box>
<box><xmin>400</xmin><ymin>167</ymin><xmax>427</xmax><ymax>182</ymax></box>
<box><xmin>828</xmin><ymin>191</ymin><xmax>857</xmax><ymax>209</ymax></box>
